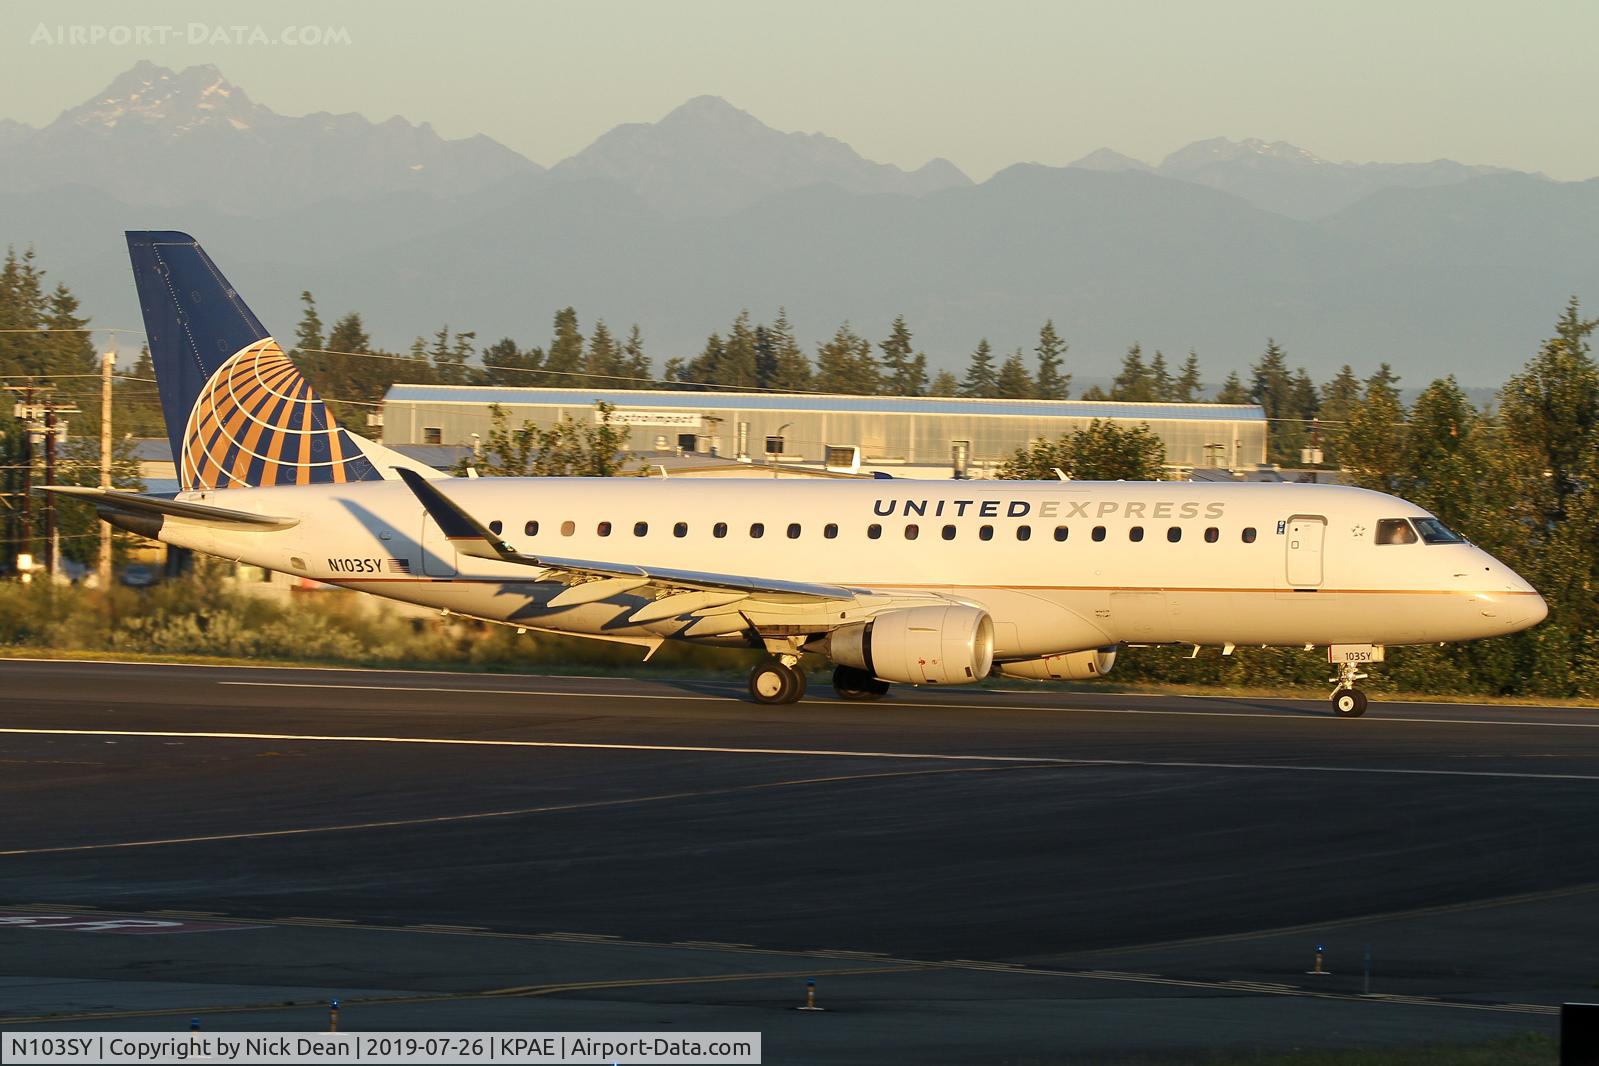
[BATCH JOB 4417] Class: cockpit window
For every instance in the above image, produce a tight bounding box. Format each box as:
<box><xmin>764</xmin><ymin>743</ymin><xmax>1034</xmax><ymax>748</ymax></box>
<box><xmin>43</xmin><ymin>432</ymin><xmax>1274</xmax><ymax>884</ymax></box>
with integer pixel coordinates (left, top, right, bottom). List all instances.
<box><xmin>1413</xmin><ymin>517</ymin><xmax>1465</xmax><ymax>544</ymax></box>
<box><xmin>1375</xmin><ymin>518</ymin><xmax>1419</xmax><ymax>545</ymax></box>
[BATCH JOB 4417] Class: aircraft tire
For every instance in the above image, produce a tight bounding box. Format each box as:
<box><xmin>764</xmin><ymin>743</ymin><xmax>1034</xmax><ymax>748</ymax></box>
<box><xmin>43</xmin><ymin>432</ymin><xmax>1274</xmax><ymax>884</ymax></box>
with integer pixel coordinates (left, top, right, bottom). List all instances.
<box><xmin>833</xmin><ymin>665</ymin><xmax>889</xmax><ymax>701</ymax></box>
<box><xmin>1332</xmin><ymin>689</ymin><xmax>1369</xmax><ymax>717</ymax></box>
<box><xmin>749</xmin><ymin>659</ymin><xmax>805</xmax><ymax>704</ymax></box>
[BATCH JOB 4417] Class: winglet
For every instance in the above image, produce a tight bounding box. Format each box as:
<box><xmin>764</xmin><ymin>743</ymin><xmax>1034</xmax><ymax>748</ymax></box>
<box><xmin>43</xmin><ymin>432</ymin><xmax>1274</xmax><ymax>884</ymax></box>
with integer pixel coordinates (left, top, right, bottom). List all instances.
<box><xmin>394</xmin><ymin>468</ymin><xmax>515</xmax><ymax>562</ymax></box>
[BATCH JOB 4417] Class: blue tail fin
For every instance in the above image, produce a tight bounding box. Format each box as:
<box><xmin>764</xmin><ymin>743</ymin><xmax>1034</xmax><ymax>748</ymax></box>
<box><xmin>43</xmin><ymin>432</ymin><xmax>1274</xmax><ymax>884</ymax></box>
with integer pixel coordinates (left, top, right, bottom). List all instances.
<box><xmin>126</xmin><ymin>231</ymin><xmax>382</xmax><ymax>490</ymax></box>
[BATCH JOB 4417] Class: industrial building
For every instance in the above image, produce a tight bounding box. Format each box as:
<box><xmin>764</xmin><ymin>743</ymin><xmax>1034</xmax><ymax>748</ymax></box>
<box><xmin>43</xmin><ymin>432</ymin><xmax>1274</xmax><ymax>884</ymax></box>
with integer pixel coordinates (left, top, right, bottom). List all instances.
<box><xmin>379</xmin><ymin>385</ymin><xmax>1269</xmax><ymax>479</ymax></box>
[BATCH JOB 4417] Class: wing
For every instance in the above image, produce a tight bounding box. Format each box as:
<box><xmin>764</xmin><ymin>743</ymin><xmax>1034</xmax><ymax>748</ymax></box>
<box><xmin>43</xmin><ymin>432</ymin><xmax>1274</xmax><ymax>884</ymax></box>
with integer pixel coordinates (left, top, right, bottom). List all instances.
<box><xmin>395</xmin><ymin>469</ymin><xmax>868</xmax><ymax>609</ymax></box>
<box><xmin>39</xmin><ymin>486</ymin><xmax>299</xmax><ymax>531</ymax></box>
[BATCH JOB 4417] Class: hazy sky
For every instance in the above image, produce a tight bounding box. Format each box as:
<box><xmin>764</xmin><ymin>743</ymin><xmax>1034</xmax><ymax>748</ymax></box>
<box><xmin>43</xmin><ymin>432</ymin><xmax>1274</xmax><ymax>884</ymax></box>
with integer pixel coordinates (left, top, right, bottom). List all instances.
<box><xmin>5</xmin><ymin>0</ymin><xmax>1599</xmax><ymax>180</ymax></box>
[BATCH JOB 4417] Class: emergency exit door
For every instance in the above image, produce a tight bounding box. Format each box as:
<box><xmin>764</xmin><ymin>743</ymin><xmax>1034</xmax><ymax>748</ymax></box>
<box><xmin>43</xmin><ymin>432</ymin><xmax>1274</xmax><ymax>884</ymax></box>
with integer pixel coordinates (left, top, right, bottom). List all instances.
<box><xmin>1284</xmin><ymin>515</ymin><xmax>1326</xmax><ymax>588</ymax></box>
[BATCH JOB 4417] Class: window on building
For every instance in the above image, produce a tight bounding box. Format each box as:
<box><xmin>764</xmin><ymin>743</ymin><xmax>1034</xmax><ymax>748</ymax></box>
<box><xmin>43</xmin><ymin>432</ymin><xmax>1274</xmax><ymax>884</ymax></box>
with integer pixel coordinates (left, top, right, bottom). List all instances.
<box><xmin>673</xmin><ymin>522</ymin><xmax>688</xmax><ymax>538</ymax></box>
<box><xmin>1016</xmin><ymin>525</ymin><xmax>1032</xmax><ymax>541</ymax></box>
<box><xmin>713</xmin><ymin>522</ymin><xmax>728</xmax><ymax>538</ymax></box>
<box><xmin>824</xmin><ymin>523</ymin><xmax>838</xmax><ymax>539</ymax></box>
<box><xmin>787</xmin><ymin>523</ymin><xmax>802</xmax><ymax>539</ymax></box>
<box><xmin>1242</xmin><ymin>527</ymin><xmax>1257</xmax><ymax>543</ymax></box>
<box><xmin>560</xmin><ymin>520</ymin><xmax>575</xmax><ymax>537</ymax></box>
<box><xmin>1129</xmin><ymin>526</ymin><xmax>1144</xmax><ymax>542</ymax></box>
<box><xmin>979</xmin><ymin>525</ymin><xmax>994</xmax><ymax>541</ymax></box>
<box><xmin>1167</xmin><ymin>526</ymin><xmax>1181</xmax><ymax>543</ymax></box>
<box><xmin>597</xmin><ymin>521</ymin><xmax>612</xmax><ymax>537</ymax></box>
<box><xmin>905</xmin><ymin>524</ymin><xmax>920</xmax><ymax>540</ymax></box>
<box><xmin>942</xmin><ymin>524</ymin><xmax>957</xmax><ymax>541</ymax></box>
<box><xmin>1054</xmin><ymin>525</ymin><xmax>1069</xmax><ymax>542</ymax></box>
<box><xmin>1204</xmin><ymin>527</ymin><xmax>1219</xmax><ymax>543</ymax></box>
<box><xmin>868</xmin><ymin>523</ymin><xmax>883</xmax><ymax>540</ymax></box>
<box><xmin>524</xmin><ymin>521</ymin><xmax>539</xmax><ymax>537</ymax></box>
<box><xmin>423</xmin><ymin>427</ymin><xmax>442</xmax><ymax>445</ymax></box>
<box><xmin>1375</xmin><ymin>518</ymin><xmax>1418</xmax><ymax>545</ymax></box>
<box><xmin>634</xmin><ymin>521</ymin><xmax>648</xmax><ymax>537</ymax></box>
<box><xmin>488</xmin><ymin>520</ymin><xmax>503</xmax><ymax>535</ymax></box>
<box><xmin>1092</xmin><ymin>526</ymin><xmax>1106</xmax><ymax>542</ymax></box>
<box><xmin>750</xmin><ymin>522</ymin><xmax>765</xmax><ymax>539</ymax></box>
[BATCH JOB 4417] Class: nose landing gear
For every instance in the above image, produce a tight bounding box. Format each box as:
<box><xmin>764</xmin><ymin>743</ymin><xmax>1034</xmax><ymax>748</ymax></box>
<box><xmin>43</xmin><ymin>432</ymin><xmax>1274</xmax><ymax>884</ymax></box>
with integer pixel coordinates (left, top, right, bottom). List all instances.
<box><xmin>1330</xmin><ymin>659</ymin><xmax>1369</xmax><ymax>717</ymax></box>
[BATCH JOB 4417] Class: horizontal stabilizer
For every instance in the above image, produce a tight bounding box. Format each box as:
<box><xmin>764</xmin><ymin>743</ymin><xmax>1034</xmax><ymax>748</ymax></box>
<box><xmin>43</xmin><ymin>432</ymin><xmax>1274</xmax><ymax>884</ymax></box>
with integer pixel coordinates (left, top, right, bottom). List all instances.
<box><xmin>39</xmin><ymin>486</ymin><xmax>299</xmax><ymax>531</ymax></box>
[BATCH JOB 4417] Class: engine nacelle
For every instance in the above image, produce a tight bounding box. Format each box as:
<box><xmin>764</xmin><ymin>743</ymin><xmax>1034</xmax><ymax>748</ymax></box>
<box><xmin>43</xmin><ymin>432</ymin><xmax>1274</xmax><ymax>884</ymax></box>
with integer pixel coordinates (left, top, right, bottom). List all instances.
<box><xmin>995</xmin><ymin>646</ymin><xmax>1118</xmax><ymax>681</ymax></box>
<box><xmin>829</xmin><ymin>605</ymin><xmax>994</xmax><ymax>685</ymax></box>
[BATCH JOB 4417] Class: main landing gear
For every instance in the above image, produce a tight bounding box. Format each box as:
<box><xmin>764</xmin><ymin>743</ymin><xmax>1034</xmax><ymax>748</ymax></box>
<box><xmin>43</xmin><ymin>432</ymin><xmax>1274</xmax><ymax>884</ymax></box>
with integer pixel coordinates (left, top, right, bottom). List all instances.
<box><xmin>832</xmin><ymin>664</ymin><xmax>890</xmax><ymax>701</ymax></box>
<box><xmin>1330</xmin><ymin>660</ymin><xmax>1369</xmax><ymax>718</ymax></box>
<box><xmin>748</xmin><ymin>655</ymin><xmax>807</xmax><ymax>705</ymax></box>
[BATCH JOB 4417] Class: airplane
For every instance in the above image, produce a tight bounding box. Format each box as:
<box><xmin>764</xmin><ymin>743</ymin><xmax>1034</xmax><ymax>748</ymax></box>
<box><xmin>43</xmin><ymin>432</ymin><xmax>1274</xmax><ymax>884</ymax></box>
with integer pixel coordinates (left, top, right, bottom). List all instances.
<box><xmin>45</xmin><ymin>232</ymin><xmax>1548</xmax><ymax>717</ymax></box>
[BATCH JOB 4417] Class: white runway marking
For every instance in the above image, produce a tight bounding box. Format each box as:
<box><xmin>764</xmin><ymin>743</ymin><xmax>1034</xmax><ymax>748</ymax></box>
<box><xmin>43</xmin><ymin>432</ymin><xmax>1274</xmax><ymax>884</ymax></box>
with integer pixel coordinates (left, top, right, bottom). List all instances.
<box><xmin>3</xmin><ymin>726</ymin><xmax>1598</xmax><ymax>782</ymax></box>
<box><xmin>216</xmin><ymin>680</ymin><xmax>1599</xmax><ymax>729</ymax></box>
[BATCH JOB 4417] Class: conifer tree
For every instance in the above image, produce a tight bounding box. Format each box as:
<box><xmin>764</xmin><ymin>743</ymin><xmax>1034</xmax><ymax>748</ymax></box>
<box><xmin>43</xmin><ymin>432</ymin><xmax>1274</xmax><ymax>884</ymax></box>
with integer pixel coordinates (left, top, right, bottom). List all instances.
<box><xmin>1110</xmin><ymin>344</ymin><xmax>1153</xmax><ymax>401</ymax></box>
<box><xmin>1149</xmin><ymin>350</ymin><xmax>1174</xmax><ymax>401</ymax></box>
<box><xmin>1215</xmin><ymin>371</ymin><xmax>1250</xmax><ymax>403</ymax></box>
<box><xmin>928</xmin><ymin>369</ymin><xmax>960</xmax><ymax>397</ymax></box>
<box><xmin>1034</xmin><ymin>320</ymin><xmax>1070</xmax><ymax>400</ymax></box>
<box><xmin>718</xmin><ymin>311</ymin><xmax>759</xmax><ymax>389</ymax></box>
<box><xmin>543</xmin><ymin>307</ymin><xmax>585</xmax><ymax>386</ymax></box>
<box><xmin>1174</xmin><ymin>351</ymin><xmax>1203</xmax><ymax>402</ymax></box>
<box><xmin>814</xmin><ymin>323</ymin><xmax>879</xmax><ymax>394</ymax></box>
<box><xmin>879</xmin><ymin>315</ymin><xmax>928</xmax><ymax>396</ymax></box>
<box><xmin>996</xmin><ymin>349</ymin><xmax>1035</xmax><ymax>398</ymax></box>
<box><xmin>619</xmin><ymin>325</ymin><xmax>651</xmax><ymax>387</ymax></box>
<box><xmin>295</xmin><ymin>291</ymin><xmax>324</xmax><ymax>354</ymax></box>
<box><xmin>764</xmin><ymin>308</ymin><xmax>813</xmax><ymax>391</ymax></box>
<box><xmin>960</xmin><ymin>338</ymin><xmax>998</xmax><ymax>397</ymax></box>
<box><xmin>584</xmin><ymin>319</ymin><xmax>622</xmax><ymax>388</ymax></box>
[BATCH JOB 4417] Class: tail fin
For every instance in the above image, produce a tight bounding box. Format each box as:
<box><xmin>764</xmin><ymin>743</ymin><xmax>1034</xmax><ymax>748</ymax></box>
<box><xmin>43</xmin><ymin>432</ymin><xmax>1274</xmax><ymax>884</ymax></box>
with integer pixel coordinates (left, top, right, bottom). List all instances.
<box><xmin>126</xmin><ymin>231</ymin><xmax>382</xmax><ymax>491</ymax></box>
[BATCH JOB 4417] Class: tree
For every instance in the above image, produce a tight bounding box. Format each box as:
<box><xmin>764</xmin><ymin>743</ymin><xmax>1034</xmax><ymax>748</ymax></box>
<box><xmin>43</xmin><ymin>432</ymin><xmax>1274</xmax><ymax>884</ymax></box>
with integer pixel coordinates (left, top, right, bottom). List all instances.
<box><xmin>1215</xmin><ymin>371</ymin><xmax>1250</xmax><ymax>403</ymax></box>
<box><xmin>996</xmin><ymin>349</ymin><xmax>1035</xmax><ymax>399</ymax></box>
<box><xmin>717</xmin><ymin>310</ymin><xmax>759</xmax><ymax>389</ymax></box>
<box><xmin>1331</xmin><ymin>367</ymin><xmax>1407</xmax><ymax>494</ymax></box>
<box><xmin>960</xmin><ymin>338</ymin><xmax>998</xmax><ymax>397</ymax></box>
<box><xmin>879</xmin><ymin>315</ymin><xmax>928</xmax><ymax>397</ymax></box>
<box><xmin>1034</xmin><ymin>320</ymin><xmax>1070</xmax><ymax>400</ymax></box>
<box><xmin>814</xmin><ymin>323</ymin><xmax>879</xmax><ymax>394</ymax></box>
<box><xmin>1317</xmin><ymin>364</ymin><xmax>1362</xmax><ymax>466</ymax></box>
<box><xmin>996</xmin><ymin>419</ymin><xmax>1166</xmax><ymax>481</ymax></box>
<box><xmin>1498</xmin><ymin>296</ymin><xmax>1599</xmax><ymax>524</ymax></box>
<box><xmin>1174</xmin><ymin>351</ymin><xmax>1203</xmax><ymax>403</ymax></box>
<box><xmin>478</xmin><ymin>337</ymin><xmax>544</xmax><ymax>387</ymax></box>
<box><xmin>115</xmin><ymin>345</ymin><xmax>165</xmax><ymax>438</ymax></box>
<box><xmin>583</xmin><ymin>319</ymin><xmax>622</xmax><ymax>388</ymax></box>
<box><xmin>294</xmin><ymin>291</ymin><xmax>324</xmax><ymax>355</ymax></box>
<box><xmin>1149</xmin><ymin>350</ymin><xmax>1174</xmax><ymax>401</ymax></box>
<box><xmin>543</xmin><ymin>307</ymin><xmax>585</xmax><ymax>386</ymax></box>
<box><xmin>470</xmin><ymin>401</ymin><xmax>634</xmax><ymax>477</ymax></box>
<box><xmin>1110</xmin><ymin>344</ymin><xmax>1153</xmax><ymax>400</ymax></box>
<box><xmin>619</xmin><ymin>325</ymin><xmax>651</xmax><ymax>387</ymax></box>
<box><xmin>928</xmin><ymin>369</ymin><xmax>960</xmax><ymax>397</ymax></box>
<box><xmin>428</xmin><ymin>326</ymin><xmax>474</xmax><ymax>386</ymax></box>
<box><xmin>763</xmin><ymin>308</ymin><xmax>813</xmax><ymax>391</ymax></box>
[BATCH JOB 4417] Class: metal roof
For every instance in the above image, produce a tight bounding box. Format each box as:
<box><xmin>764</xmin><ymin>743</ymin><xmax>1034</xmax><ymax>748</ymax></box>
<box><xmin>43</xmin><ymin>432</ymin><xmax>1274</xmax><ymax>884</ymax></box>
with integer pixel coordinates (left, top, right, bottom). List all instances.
<box><xmin>383</xmin><ymin>385</ymin><xmax>1264</xmax><ymax>423</ymax></box>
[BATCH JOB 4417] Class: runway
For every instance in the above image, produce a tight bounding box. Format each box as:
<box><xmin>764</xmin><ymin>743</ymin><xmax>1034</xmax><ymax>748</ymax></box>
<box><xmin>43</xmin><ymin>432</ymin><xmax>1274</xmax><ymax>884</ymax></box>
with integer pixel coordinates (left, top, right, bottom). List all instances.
<box><xmin>2</xmin><ymin>658</ymin><xmax>1595</xmax><ymax>1062</ymax></box>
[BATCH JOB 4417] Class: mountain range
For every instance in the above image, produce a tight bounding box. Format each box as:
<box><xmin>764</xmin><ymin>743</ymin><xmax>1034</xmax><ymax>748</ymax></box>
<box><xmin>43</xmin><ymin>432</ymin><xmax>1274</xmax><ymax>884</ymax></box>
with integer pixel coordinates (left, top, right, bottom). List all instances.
<box><xmin>1</xmin><ymin>61</ymin><xmax>1593</xmax><ymax>387</ymax></box>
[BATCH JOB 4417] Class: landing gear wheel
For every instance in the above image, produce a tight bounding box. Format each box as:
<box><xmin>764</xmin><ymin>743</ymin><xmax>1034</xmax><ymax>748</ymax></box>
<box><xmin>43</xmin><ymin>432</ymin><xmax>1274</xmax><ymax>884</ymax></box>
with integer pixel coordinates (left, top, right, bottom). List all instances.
<box><xmin>1332</xmin><ymin>689</ymin><xmax>1368</xmax><ymax>717</ymax></box>
<box><xmin>749</xmin><ymin>658</ymin><xmax>806</xmax><ymax>705</ymax></box>
<box><xmin>833</xmin><ymin>665</ymin><xmax>890</xmax><ymax>701</ymax></box>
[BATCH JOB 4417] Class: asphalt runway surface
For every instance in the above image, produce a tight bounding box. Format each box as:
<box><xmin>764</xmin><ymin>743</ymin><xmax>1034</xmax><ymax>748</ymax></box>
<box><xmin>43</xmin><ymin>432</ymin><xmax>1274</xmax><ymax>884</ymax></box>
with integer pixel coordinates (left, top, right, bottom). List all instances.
<box><xmin>2</xmin><ymin>658</ymin><xmax>1596</xmax><ymax>1062</ymax></box>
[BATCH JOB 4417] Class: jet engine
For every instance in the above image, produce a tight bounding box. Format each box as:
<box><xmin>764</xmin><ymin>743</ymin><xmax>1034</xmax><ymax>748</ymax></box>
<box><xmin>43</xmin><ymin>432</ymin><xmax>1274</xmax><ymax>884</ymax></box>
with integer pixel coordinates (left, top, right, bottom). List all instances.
<box><xmin>828</xmin><ymin>605</ymin><xmax>994</xmax><ymax>685</ymax></box>
<box><xmin>995</xmin><ymin>646</ymin><xmax>1118</xmax><ymax>681</ymax></box>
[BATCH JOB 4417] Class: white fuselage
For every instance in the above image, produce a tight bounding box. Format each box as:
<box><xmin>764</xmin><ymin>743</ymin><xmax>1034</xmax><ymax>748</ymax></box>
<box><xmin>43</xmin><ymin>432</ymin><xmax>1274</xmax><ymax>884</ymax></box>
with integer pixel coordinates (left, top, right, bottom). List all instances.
<box><xmin>157</xmin><ymin>478</ymin><xmax>1545</xmax><ymax>659</ymax></box>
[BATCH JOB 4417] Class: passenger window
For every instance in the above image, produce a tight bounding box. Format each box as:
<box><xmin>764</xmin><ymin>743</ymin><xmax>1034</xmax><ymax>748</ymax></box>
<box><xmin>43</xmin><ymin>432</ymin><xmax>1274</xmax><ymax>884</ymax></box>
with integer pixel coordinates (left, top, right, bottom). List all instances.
<box><xmin>750</xmin><ymin>522</ymin><xmax>765</xmax><ymax>539</ymax></box>
<box><xmin>1092</xmin><ymin>526</ymin><xmax>1106</xmax><ymax>542</ymax></box>
<box><xmin>673</xmin><ymin>522</ymin><xmax>688</xmax><ymax>538</ymax></box>
<box><xmin>942</xmin><ymin>524</ymin><xmax>957</xmax><ymax>541</ymax></box>
<box><xmin>489</xmin><ymin>520</ymin><xmax>503</xmax><ymax>535</ymax></box>
<box><xmin>597</xmin><ymin>521</ymin><xmax>612</xmax><ymax>537</ymax></box>
<box><xmin>634</xmin><ymin>521</ymin><xmax>649</xmax><ymax>537</ymax></box>
<box><xmin>1242</xmin><ymin>527</ymin><xmax>1257</xmax><ymax>543</ymax></box>
<box><xmin>787</xmin><ymin>523</ymin><xmax>802</xmax><ymax>539</ymax></box>
<box><xmin>713</xmin><ymin>522</ymin><xmax>728</xmax><ymax>538</ymax></box>
<box><xmin>868</xmin><ymin>524</ymin><xmax>882</xmax><ymax>539</ymax></box>
<box><xmin>561</xmin><ymin>520</ymin><xmax>575</xmax><ymax>537</ymax></box>
<box><xmin>524</xmin><ymin>520</ymin><xmax>539</xmax><ymax>537</ymax></box>
<box><xmin>1167</xmin><ymin>526</ymin><xmax>1181</xmax><ymax>543</ymax></box>
<box><xmin>1129</xmin><ymin>526</ymin><xmax>1144</xmax><ymax>542</ymax></box>
<box><xmin>1204</xmin><ymin>527</ymin><xmax>1219</xmax><ymax>543</ymax></box>
<box><xmin>824</xmin><ymin>524</ymin><xmax>838</xmax><ymax>539</ymax></box>
<box><xmin>979</xmin><ymin>525</ymin><xmax>994</xmax><ymax>541</ymax></box>
<box><xmin>1054</xmin><ymin>525</ymin><xmax>1069</xmax><ymax>542</ymax></box>
<box><xmin>1376</xmin><ymin>518</ymin><xmax>1419</xmax><ymax>545</ymax></box>
<box><xmin>1016</xmin><ymin>525</ymin><xmax>1031</xmax><ymax>541</ymax></box>
<box><xmin>905</xmin><ymin>524</ymin><xmax>920</xmax><ymax>540</ymax></box>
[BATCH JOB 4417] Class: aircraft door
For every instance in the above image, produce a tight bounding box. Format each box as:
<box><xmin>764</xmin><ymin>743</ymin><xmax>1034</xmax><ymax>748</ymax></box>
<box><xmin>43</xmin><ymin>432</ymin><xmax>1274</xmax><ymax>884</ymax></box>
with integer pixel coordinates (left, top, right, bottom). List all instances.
<box><xmin>1284</xmin><ymin>515</ymin><xmax>1326</xmax><ymax>588</ymax></box>
<box><xmin>420</xmin><ymin>514</ymin><xmax>458</xmax><ymax>576</ymax></box>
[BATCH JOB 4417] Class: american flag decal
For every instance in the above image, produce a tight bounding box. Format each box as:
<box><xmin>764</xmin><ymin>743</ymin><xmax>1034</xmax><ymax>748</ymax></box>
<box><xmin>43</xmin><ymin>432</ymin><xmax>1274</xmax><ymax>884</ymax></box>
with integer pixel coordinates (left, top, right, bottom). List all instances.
<box><xmin>387</xmin><ymin>558</ymin><xmax>412</xmax><ymax>574</ymax></box>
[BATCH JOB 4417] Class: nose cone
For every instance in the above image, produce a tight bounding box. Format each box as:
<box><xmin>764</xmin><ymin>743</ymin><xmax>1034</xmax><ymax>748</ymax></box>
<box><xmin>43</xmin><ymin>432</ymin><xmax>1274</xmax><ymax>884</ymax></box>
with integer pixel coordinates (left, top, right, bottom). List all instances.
<box><xmin>1525</xmin><ymin>591</ymin><xmax>1549</xmax><ymax>629</ymax></box>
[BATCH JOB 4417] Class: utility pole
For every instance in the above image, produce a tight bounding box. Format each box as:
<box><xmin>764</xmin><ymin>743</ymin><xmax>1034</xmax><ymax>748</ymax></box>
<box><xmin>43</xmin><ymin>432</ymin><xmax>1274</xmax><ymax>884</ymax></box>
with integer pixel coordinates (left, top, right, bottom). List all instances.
<box><xmin>17</xmin><ymin>387</ymin><xmax>34</xmax><ymax>583</ymax></box>
<box><xmin>99</xmin><ymin>350</ymin><xmax>114</xmax><ymax>589</ymax></box>
<box><xmin>43</xmin><ymin>402</ymin><xmax>56</xmax><ymax>577</ymax></box>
